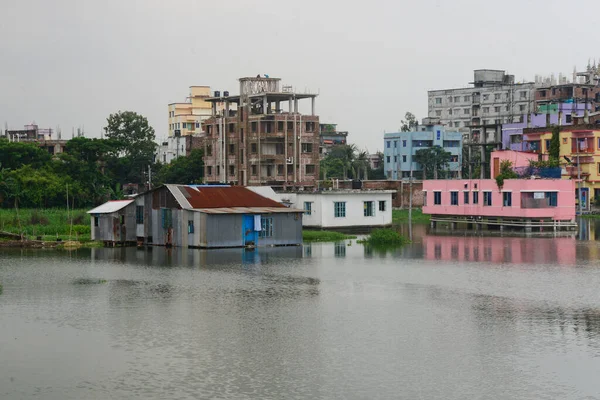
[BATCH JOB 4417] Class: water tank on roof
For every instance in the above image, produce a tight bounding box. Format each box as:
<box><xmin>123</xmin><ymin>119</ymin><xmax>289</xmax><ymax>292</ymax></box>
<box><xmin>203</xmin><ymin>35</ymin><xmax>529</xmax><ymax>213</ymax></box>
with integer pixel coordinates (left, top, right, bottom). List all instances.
<box><xmin>224</xmin><ymin>90</ymin><xmax>229</xmax><ymax>97</ymax></box>
<box><xmin>214</xmin><ymin>90</ymin><xmax>221</xmax><ymax>97</ymax></box>
<box><xmin>352</xmin><ymin>180</ymin><xmax>362</xmax><ymax>189</ymax></box>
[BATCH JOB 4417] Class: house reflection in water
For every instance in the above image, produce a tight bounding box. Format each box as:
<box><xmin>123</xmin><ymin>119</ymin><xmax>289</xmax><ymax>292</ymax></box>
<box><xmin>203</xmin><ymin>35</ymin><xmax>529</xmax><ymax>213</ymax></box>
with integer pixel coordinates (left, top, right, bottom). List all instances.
<box><xmin>423</xmin><ymin>235</ymin><xmax>577</xmax><ymax>265</ymax></box>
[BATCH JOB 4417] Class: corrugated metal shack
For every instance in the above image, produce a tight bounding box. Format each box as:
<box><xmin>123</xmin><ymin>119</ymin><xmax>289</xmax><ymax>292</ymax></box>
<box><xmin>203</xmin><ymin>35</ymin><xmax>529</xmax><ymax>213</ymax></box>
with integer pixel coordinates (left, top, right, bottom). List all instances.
<box><xmin>138</xmin><ymin>184</ymin><xmax>303</xmax><ymax>248</ymax></box>
<box><xmin>87</xmin><ymin>199</ymin><xmax>137</xmax><ymax>246</ymax></box>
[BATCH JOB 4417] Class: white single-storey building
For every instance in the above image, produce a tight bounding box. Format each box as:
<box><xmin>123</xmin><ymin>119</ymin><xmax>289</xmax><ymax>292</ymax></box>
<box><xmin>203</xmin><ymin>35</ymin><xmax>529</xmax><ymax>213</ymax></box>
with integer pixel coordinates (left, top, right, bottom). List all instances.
<box><xmin>278</xmin><ymin>190</ymin><xmax>393</xmax><ymax>229</ymax></box>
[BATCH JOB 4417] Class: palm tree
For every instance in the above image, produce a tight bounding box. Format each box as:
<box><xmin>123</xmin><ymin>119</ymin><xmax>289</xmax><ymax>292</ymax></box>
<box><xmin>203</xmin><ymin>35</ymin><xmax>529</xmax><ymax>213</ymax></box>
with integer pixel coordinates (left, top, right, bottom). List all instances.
<box><xmin>353</xmin><ymin>150</ymin><xmax>370</xmax><ymax>181</ymax></box>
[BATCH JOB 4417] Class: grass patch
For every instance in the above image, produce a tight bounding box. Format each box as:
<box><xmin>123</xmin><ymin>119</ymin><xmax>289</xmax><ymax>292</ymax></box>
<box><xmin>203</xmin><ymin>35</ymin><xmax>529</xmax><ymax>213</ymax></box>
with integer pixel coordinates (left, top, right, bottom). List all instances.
<box><xmin>359</xmin><ymin>228</ymin><xmax>411</xmax><ymax>247</ymax></box>
<box><xmin>0</xmin><ymin>208</ymin><xmax>91</xmax><ymax>241</ymax></box>
<box><xmin>580</xmin><ymin>213</ymin><xmax>600</xmax><ymax>219</ymax></box>
<box><xmin>392</xmin><ymin>208</ymin><xmax>430</xmax><ymax>223</ymax></box>
<box><xmin>303</xmin><ymin>230</ymin><xmax>356</xmax><ymax>242</ymax></box>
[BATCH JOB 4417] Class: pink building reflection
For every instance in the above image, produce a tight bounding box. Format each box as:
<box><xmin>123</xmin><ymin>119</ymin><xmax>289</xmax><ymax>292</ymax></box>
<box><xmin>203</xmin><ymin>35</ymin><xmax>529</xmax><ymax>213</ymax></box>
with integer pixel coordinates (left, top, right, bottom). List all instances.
<box><xmin>423</xmin><ymin>235</ymin><xmax>576</xmax><ymax>265</ymax></box>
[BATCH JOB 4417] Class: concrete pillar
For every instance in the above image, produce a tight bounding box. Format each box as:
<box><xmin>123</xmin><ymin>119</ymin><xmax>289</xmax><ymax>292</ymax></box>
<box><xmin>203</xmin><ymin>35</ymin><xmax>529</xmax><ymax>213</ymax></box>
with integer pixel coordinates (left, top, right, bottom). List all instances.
<box><xmin>311</xmin><ymin>97</ymin><xmax>315</xmax><ymax>116</ymax></box>
<box><xmin>289</xmin><ymin>96</ymin><xmax>293</xmax><ymax>113</ymax></box>
<box><xmin>294</xmin><ymin>98</ymin><xmax>298</xmax><ymax>113</ymax></box>
<box><xmin>263</xmin><ymin>95</ymin><xmax>267</xmax><ymax>115</ymax></box>
<box><xmin>451</xmin><ymin>222</ymin><xmax>457</xmax><ymax>230</ymax></box>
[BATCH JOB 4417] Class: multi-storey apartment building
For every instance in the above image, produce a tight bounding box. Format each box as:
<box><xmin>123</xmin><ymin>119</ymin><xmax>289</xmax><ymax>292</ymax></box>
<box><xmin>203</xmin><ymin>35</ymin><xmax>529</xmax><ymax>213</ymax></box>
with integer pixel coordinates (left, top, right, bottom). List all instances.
<box><xmin>383</xmin><ymin>120</ymin><xmax>462</xmax><ymax>180</ymax></box>
<box><xmin>201</xmin><ymin>76</ymin><xmax>320</xmax><ymax>190</ymax></box>
<box><xmin>428</xmin><ymin>70</ymin><xmax>537</xmax><ymax>144</ymax></box>
<box><xmin>167</xmin><ymin>86</ymin><xmax>213</xmax><ymax>138</ymax></box>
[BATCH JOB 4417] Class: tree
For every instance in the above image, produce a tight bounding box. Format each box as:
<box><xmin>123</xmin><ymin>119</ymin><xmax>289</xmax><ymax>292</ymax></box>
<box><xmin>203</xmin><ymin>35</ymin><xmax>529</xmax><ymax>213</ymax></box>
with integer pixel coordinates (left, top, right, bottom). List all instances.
<box><xmin>328</xmin><ymin>144</ymin><xmax>357</xmax><ymax>180</ymax></box>
<box><xmin>353</xmin><ymin>150</ymin><xmax>370</xmax><ymax>181</ymax></box>
<box><xmin>156</xmin><ymin>149</ymin><xmax>204</xmax><ymax>185</ymax></box>
<box><xmin>400</xmin><ymin>112</ymin><xmax>417</xmax><ymax>132</ymax></box>
<box><xmin>495</xmin><ymin>160</ymin><xmax>518</xmax><ymax>188</ymax></box>
<box><xmin>414</xmin><ymin>146</ymin><xmax>452</xmax><ymax>179</ymax></box>
<box><xmin>0</xmin><ymin>139</ymin><xmax>52</xmax><ymax>170</ymax></box>
<box><xmin>368</xmin><ymin>152</ymin><xmax>385</xmax><ymax>180</ymax></box>
<box><xmin>549</xmin><ymin>125</ymin><xmax>560</xmax><ymax>161</ymax></box>
<box><xmin>103</xmin><ymin>111</ymin><xmax>157</xmax><ymax>184</ymax></box>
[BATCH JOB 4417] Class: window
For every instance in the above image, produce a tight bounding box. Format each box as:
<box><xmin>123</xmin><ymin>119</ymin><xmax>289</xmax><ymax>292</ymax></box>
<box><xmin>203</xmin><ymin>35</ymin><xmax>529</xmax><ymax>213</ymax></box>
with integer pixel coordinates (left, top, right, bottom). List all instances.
<box><xmin>196</xmin><ymin>122</ymin><xmax>200</xmax><ymax>128</ymax></box>
<box><xmin>229</xmin><ymin>165</ymin><xmax>235</xmax><ymax>176</ymax></box>
<box><xmin>483</xmin><ymin>191</ymin><xmax>492</xmax><ymax>206</ymax></box>
<box><xmin>364</xmin><ymin>201</ymin><xmax>375</xmax><ymax>217</ymax></box>
<box><xmin>251</xmin><ymin>122</ymin><xmax>257</xmax><ymax>132</ymax></box>
<box><xmin>450</xmin><ymin>191</ymin><xmax>458</xmax><ymax>205</ymax></box>
<box><xmin>545</xmin><ymin>192</ymin><xmax>558</xmax><ymax>207</ymax></box>
<box><xmin>188</xmin><ymin>220</ymin><xmax>194</xmax><ymax>234</ymax></box>
<box><xmin>259</xmin><ymin>217</ymin><xmax>273</xmax><ymax>238</ymax></box>
<box><xmin>434</xmin><ymin>191</ymin><xmax>442</xmax><ymax>205</ymax></box>
<box><xmin>448</xmin><ymin>109</ymin><xmax>453</xmax><ymax>115</ymax></box>
<box><xmin>251</xmin><ymin>143</ymin><xmax>257</xmax><ymax>153</ymax></box>
<box><xmin>519</xmin><ymin>104</ymin><xmax>526</xmax><ymax>111</ymax></box>
<box><xmin>435</xmin><ymin>98</ymin><xmax>442</xmax><ymax>104</ymax></box>
<box><xmin>483</xmin><ymin>107</ymin><xmax>489</xmax><ymax>114</ymax></box>
<box><xmin>206</xmin><ymin>145</ymin><xmax>212</xmax><ymax>156</ymax></box>
<box><xmin>386</xmin><ymin>156</ymin><xmax>390</xmax><ymax>163</ymax></box>
<box><xmin>216</xmin><ymin>165</ymin><xmax>220</xmax><ymax>176</ymax></box>
<box><xmin>94</xmin><ymin>216</ymin><xmax>99</xmax><ymax>227</ymax></box>
<box><xmin>305</xmin><ymin>165</ymin><xmax>315</xmax><ymax>174</ymax></box>
<box><xmin>136</xmin><ymin>206</ymin><xmax>144</xmax><ymax>224</ymax></box>
<box><xmin>394</xmin><ymin>140</ymin><xmax>397</xmax><ymax>148</ymax></box>
<box><xmin>464</xmin><ymin>108</ymin><xmax>470</xmax><ymax>115</ymax></box>
<box><xmin>251</xmin><ymin>165</ymin><xmax>257</xmax><ymax>175</ymax></box>
<box><xmin>463</xmin><ymin>96</ymin><xmax>469</xmax><ymax>102</ymax></box>
<box><xmin>473</xmin><ymin>191</ymin><xmax>479</xmax><ymax>204</ymax></box>
<box><xmin>545</xmin><ymin>140</ymin><xmax>551</xmax><ymax>152</ymax></box>
<box><xmin>302</xmin><ymin>143</ymin><xmax>313</xmax><ymax>153</ymax></box>
<box><xmin>520</xmin><ymin>91</ymin><xmax>527</xmax><ymax>99</ymax></box>
<box><xmin>563</xmin><ymin>138</ymin><xmax>567</xmax><ymax>144</ymax></box>
<box><xmin>454</xmin><ymin>122</ymin><xmax>460</xmax><ymax>127</ymax></box>
<box><xmin>207</xmin><ymin>166</ymin><xmax>212</xmax><ymax>175</ymax></box>
<box><xmin>334</xmin><ymin>202</ymin><xmax>346</xmax><ymax>218</ymax></box>
<box><xmin>229</xmin><ymin>143</ymin><xmax>235</xmax><ymax>154</ymax></box>
<box><xmin>483</xmin><ymin>94</ymin><xmax>489</xmax><ymax>100</ymax></box>
<box><xmin>402</xmin><ymin>155</ymin><xmax>407</xmax><ymax>162</ymax></box>
<box><xmin>393</xmin><ymin>156</ymin><xmax>397</xmax><ymax>162</ymax></box>
<box><xmin>435</xmin><ymin>110</ymin><xmax>442</xmax><ymax>116</ymax></box>
<box><xmin>423</xmin><ymin>192</ymin><xmax>427</xmax><ymax>206</ymax></box>
<box><xmin>503</xmin><ymin>192</ymin><xmax>512</xmax><ymax>207</ymax></box>
<box><xmin>402</xmin><ymin>140</ymin><xmax>407</xmax><ymax>147</ymax></box>
<box><xmin>448</xmin><ymin>96</ymin><xmax>453</xmax><ymax>103</ymax></box>
<box><xmin>379</xmin><ymin>201</ymin><xmax>386</xmax><ymax>212</ymax></box>
<box><xmin>386</xmin><ymin>141</ymin><xmax>391</xmax><ymax>148</ymax></box>
<box><xmin>277</xmin><ymin>164</ymin><xmax>283</xmax><ymax>175</ymax></box>
<box><xmin>566</xmin><ymin>114</ymin><xmax>572</xmax><ymax>123</ymax></box>
<box><xmin>277</xmin><ymin>121</ymin><xmax>284</xmax><ymax>131</ymax></box>
<box><xmin>494</xmin><ymin>106</ymin><xmax>500</xmax><ymax>113</ymax></box>
<box><xmin>539</xmin><ymin>90</ymin><xmax>546</xmax><ymax>98</ymax></box>
<box><xmin>306</xmin><ymin>122</ymin><xmax>315</xmax><ymax>132</ymax></box>
<box><xmin>287</xmin><ymin>121</ymin><xmax>293</xmax><ymax>131</ymax></box>
<box><xmin>464</xmin><ymin>192</ymin><xmax>469</xmax><ymax>204</ymax></box>
<box><xmin>454</xmin><ymin>96</ymin><xmax>460</xmax><ymax>102</ymax></box>
<box><xmin>494</xmin><ymin>93</ymin><xmax>501</xmax><ymax>100</ymax></box>
<box><xmin>304</xmin><ymin>202</ymin><xmax>312</xmax><ymax>215</ymax></box>
<box><xmin>161</xmin><ymin>208</ymin><xmax>172</xmax><ymax>229</ymax></box>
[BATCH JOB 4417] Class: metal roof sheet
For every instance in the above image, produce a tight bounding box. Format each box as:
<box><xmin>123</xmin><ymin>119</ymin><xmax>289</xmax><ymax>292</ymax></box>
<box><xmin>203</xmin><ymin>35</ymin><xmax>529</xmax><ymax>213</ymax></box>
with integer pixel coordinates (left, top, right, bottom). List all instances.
<box><xmin>180</xmin><ymin>186</ymin><xmax>285</xmax><ymax>209</ymax></box>
<box><xmin>192</xmin><ymin>207</ymin><xmax>303</xmax><ymax>214</ymax></box>
<box><xmin>87</xmin><ymin>199</ymin><xmax>134</xmax><ymax>214</ymax></box>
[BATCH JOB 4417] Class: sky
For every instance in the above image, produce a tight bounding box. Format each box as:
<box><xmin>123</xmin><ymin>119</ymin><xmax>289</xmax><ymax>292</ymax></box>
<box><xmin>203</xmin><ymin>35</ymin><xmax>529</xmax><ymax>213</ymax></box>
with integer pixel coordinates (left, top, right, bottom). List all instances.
<box><xmin>1</xmin><ymin>0</ymin><xmax>599</xmax><ymax>153</ymax></box>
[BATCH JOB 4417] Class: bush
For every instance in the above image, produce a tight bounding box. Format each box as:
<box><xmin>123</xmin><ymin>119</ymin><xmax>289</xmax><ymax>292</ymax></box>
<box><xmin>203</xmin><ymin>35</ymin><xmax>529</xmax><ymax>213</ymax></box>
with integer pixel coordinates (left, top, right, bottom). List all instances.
<box><xmin>302</xmin><ymin>230</ymin><xmax>356</xmax><ymax>242</ymax></box>
<box><xmin>360</xmin><ymin>228</ymin><xmax>410</xmax><ymax>246</ymax></box>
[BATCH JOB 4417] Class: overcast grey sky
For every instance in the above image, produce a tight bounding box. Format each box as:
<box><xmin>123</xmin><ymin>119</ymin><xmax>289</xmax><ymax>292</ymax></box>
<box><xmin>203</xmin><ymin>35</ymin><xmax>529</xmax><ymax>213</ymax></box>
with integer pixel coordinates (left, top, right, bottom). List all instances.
<box><xmin>1</xmin><ymin>0</ymin><xmax>598</xmax><ymax>152</ymax></box>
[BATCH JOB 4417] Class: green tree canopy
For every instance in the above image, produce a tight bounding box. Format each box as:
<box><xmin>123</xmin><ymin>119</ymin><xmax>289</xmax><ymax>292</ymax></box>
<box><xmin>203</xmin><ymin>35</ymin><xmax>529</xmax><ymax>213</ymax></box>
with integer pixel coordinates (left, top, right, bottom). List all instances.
<box><xmin>0</xmin><ymin>139</ymin><xmax>52</xmax><ymax>170</ymax></box>
<box><xmin>400</xmin><ymin>112</ymin><xmax>417</xmax><ymax>132</ymax></box>
<box><xmin>156</xmin><ymin>149</ymin><xmax>204</xmax><ymax>185</ymax></box>
<box><xmin>414</xmin><ymin>146</ymin><xmax>452</xmax><ymax>179</ymax></box>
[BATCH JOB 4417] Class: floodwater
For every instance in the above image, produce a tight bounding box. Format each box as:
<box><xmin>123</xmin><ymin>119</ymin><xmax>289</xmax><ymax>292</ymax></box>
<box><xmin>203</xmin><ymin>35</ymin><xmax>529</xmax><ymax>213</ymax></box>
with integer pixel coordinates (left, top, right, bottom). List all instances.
<box><xmin>2</xmin><ymin>222</ymin><xmax>600</xmax><ymax>399</ymax></box>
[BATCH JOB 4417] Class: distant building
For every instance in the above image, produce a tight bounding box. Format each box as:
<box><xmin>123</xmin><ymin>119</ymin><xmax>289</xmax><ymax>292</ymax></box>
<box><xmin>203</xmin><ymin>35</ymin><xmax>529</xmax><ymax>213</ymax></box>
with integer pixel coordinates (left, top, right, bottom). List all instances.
<box><xmin>3</xmin><ymin>123</ymin><xmax>67</xmax><ymax>156</ymax></box>
<box><xmin>168</xmin><ymin>86</ymin><xmax>213</xmax><ymax>138</ymax></box>
<box><xmin>367</xmin><ymin>153</ymin><xmax>381</xmax><ymax>170</ymax></box>
<box><xmin>319</xmin><ymin>123</ymin><xmax>348</xmax><ymax>158</ymax></box>
<box><xmin>201</xmin><ymin>76</ymin><xmax>320</xmax><ymax>190</ymax></box>
<box><xmin>383</xmin><ymin>121</ymin><xmax>462</xmax><ymax>180</ymax></box>
<box><xmin>155</xmin><ymin>134</ymin><xmax>203</xmax><ymax>164</ymax></box>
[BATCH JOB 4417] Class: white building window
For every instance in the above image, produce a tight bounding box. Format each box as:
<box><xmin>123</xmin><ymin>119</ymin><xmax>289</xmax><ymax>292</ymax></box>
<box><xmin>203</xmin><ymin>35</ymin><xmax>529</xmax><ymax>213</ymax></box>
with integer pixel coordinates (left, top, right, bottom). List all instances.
<box><xmin>435</xmin><ymin>110</ymin><xmax>442</xmax><ymax>116</ymax></box>
<box><xmin>520</xmin><ymin>91</ymin><xmax>527</xmax><ymax>99</ymax></box>
<box><xmin>463</xmin><ymin>109</ymin><xmax>470</xmax><ymax>115</ymax></box>
<box><xmin>463</xmin><ymin>96</ymin><xmax>469</xmax><ymax>102</ymax></box>
<box><xmin>364</xmin><ymin>201</ymin><xmax>375</xmax><ymax>217</ymax></box>
<box><xmin>494</xmin><ymin>93</ymin><xmax>501</xmax><ymax>100</ymax></box>
<box><xmin>435</xmin><ymin>98</ymin><xmax>442</xmax><ymax>104</ymax></box>
<box><xmin>378</xmin><ymin>201</ymin><xmax>386</xmax><ymax>212</ymax></box>
<box><xmin>494</xmin><ymin>106</ymin><xmax>501</xmax><ymax>113</ymax></box>
<box><xmin>259</xmin><ymin>217</ymin><xmax>273</xmax><ymax>237</ymax></box>
<box><xmin>483</xmin><ymin>107</ymin><xmax>489</xmax><ymax>114</ymax></box>
<box><xmin>304</xmin><ymin>202</ymin><xmax>312</xmax><ymax>215</ymax></box>
<box><xmin>334</xmin><ymin>202</ymin><xmax>346</xmax><ymax>218</ymax></box>
<box><xmin>483</xmin><ymin>94</ymin><xmax>489</xmax><ymax>100</ymax></box>
<box><xmin>454</xmin><ymin>96</ymin><xmax>460</xmax><ymax>102</ymax></box>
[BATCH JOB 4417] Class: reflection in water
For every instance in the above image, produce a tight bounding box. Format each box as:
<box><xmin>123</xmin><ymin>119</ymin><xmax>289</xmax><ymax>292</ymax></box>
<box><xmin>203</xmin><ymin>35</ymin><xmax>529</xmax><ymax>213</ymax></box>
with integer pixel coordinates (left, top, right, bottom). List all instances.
<box><xmin>334</xmin><ymin>242</ymin><xmax>346</xmax><ymax>258</ymax></box>
<box><xmin>423</xmin><ymin>235</ymin><xmax>577</xmax><ymax>265</ymax></box>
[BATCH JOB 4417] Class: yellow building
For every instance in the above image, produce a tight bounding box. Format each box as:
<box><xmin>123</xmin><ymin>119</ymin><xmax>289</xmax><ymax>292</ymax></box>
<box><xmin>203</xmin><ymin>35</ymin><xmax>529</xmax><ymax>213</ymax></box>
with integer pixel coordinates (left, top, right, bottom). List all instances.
<box><xmin>168</xmin><ymin>86</ymin><xmax>213</xmax><ymax>137</ymax></box>
<box><xmin>524</xmin><ymin>125</ymin><xmax>600</xmax><ymax>210</ymax></box>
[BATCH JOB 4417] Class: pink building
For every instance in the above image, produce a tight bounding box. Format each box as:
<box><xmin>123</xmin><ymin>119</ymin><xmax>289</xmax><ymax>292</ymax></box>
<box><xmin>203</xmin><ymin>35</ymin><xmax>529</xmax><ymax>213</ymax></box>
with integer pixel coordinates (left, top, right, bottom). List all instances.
<box><xmin>422</xmin><ymin>179</ymin><xmax>576</xmax><ymax>230</ymax></box>
<box><xmin>490</xmin><ymin>150</ymin><xmax>542</xmax><ymax>179</ymax></box>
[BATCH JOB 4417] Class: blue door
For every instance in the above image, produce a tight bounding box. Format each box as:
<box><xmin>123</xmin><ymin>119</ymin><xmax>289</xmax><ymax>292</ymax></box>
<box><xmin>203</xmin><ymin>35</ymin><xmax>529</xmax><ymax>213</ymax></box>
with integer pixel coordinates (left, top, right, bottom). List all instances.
<box><xmin>243</xmin><ymin>215</ymin><xmax>257</xmax><ymax>246</ymax></box>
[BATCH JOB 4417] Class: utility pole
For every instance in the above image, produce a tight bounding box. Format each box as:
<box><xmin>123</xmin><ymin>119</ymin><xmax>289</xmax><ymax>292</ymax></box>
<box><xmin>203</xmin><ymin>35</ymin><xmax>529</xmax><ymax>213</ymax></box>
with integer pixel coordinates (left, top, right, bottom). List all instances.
<box><xmin>147</xmin><ymin>164</ymin><xmax>152</xmax><ymax>191</ymax></box>
<box><xmin>408</xmin><ymin>165</ymin><xmax>413</xmax><ymax>241</ymax></box>
<box><xmin>577</xmin><ymin>146</ymin><xmax>583</xmax><ymax>215</ymax></box>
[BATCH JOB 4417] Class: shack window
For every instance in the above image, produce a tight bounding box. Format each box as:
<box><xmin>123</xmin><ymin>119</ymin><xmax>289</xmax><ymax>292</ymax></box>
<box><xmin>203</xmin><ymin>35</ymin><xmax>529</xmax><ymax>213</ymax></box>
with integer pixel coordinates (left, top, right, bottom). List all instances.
<box><xmin>379</xmin><ymin>200</ymin><xmax>386</xmax><ymax>212</ymax></box>
<box><xmin>94</xmin><ymin>216</ymin><xmax>99</xmax><ymax>227</ymax></box>
<box><xmin>334</xmin><ymin>202</ymin><xmax>346</xmax><ymax>218</ymax></box>
<box><xmin>136</xmin><ymin>206</ymin><xmax>144</xmax><ymax>224</ymax></box>
<box><xmin>433</xmin><ymin>191</ymin><xmax>442</xmax><ymax>205</ymax></box>
<box><xmin>188</xmin><ymin>220</ymin><xmax>194</xmax><ymax>234</ymax></box>
<box><xmin>364</xmin><ymin>201</ymin><xmax>375</xmax><ymax>217</ymax></box>
<box><xmin>259</xmin><ymin>217</ymin><xmax>273</xmax><ymax>238</ymax></box>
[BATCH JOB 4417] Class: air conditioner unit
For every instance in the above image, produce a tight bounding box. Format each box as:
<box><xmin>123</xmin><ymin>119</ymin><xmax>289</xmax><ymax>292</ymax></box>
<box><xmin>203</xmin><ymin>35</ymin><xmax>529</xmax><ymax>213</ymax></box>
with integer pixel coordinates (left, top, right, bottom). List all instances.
<box><xmin>286</xmin><ymin>157</ymin><xmax>294</xmax><ymax>164</ymax></box>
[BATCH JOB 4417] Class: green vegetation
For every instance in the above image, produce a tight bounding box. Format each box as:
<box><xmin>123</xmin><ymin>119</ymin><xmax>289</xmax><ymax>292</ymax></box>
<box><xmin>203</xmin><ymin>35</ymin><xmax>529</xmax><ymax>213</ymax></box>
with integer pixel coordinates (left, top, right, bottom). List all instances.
<box><xmin>495</xmin><ymin>160</ymin><xmax>518</xmax><ymax>188</ymax></box>
<box><xmin>320</xmin><ymin>144</ymin><xmax>384</xmax><ymax>181</ymax></box>
<box><xmin>0</xmin><ymin>208</ymin><xmax>92</xmax><ymax>241</ymax></box>
<box><xmin>302</xmin><ymin>230</ymin><xmax>357</xmax><ymax>242</ymax></box>
<box><xmin>414</xmin><ymin>145</ymin><xmax>452</xmax><ymax>179</ymax></box>
<box><xmin>359</xmin><ymin>228</ymin><xmax>411</xmax><ymax>246</ymax></box>
<box><xmin>392</xmin><ymin>208</ymin><xmax>430</xmax><ymax>223</ymax></box>
<box><xmin>549</xmin><ymin>125</ymin><xmax>560</xmax><ymax>161</ymax></box>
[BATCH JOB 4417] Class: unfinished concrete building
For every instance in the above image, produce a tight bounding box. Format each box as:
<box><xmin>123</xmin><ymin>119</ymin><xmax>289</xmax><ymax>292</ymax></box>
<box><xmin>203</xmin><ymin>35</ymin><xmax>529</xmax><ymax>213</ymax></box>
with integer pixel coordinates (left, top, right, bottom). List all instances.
<box><xmin>202</xmin><ymin>76</ymin><xmax>320</xmax><ymax>190</ymax></box>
